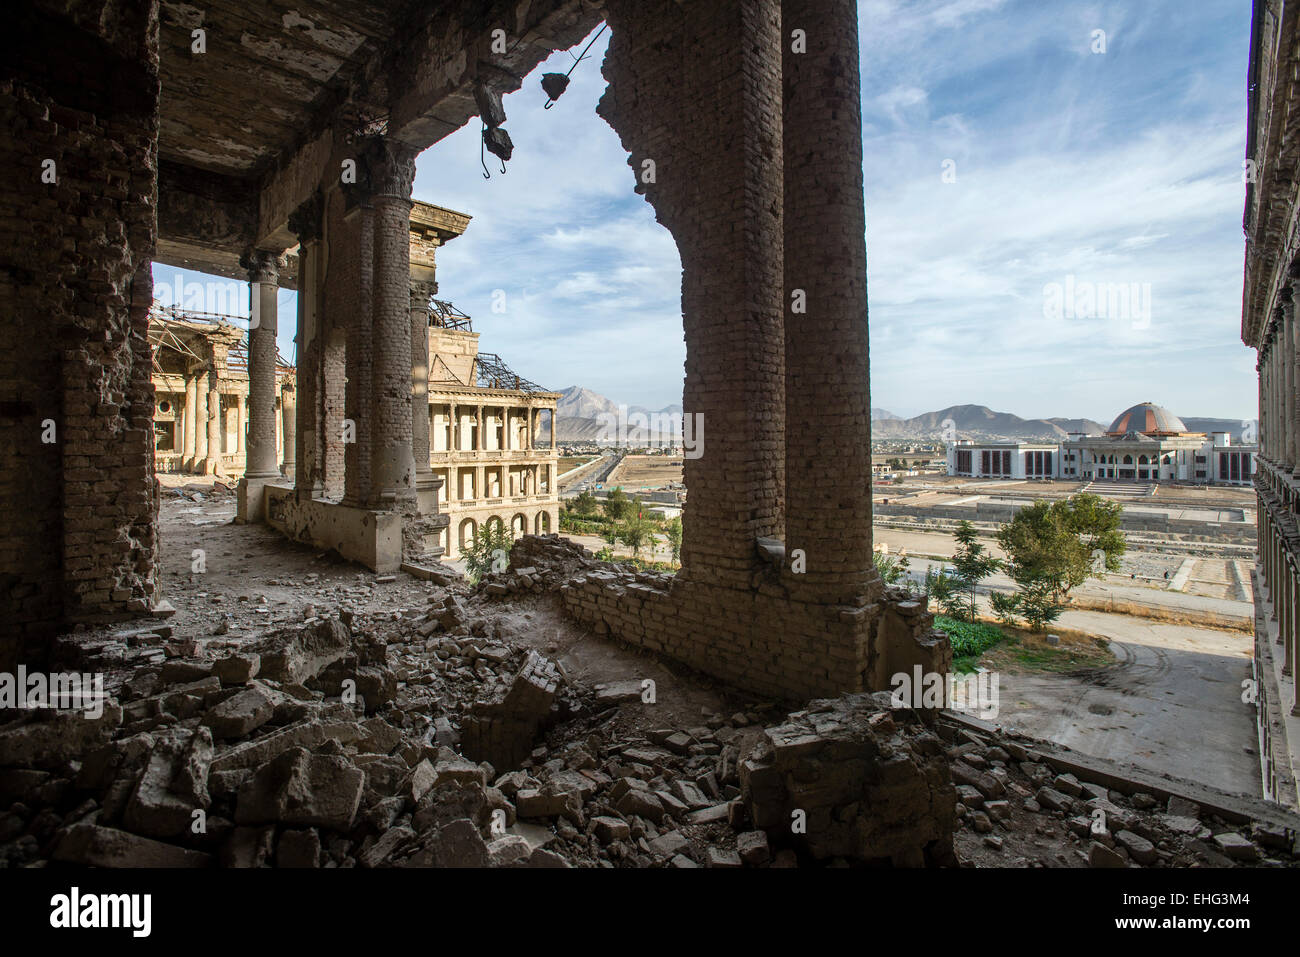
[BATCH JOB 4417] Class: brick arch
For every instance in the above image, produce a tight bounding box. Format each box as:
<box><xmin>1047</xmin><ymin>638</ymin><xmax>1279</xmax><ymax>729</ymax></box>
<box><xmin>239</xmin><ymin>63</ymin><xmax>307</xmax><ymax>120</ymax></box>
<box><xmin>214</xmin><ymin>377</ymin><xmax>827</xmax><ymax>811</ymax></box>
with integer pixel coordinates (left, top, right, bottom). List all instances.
<box><xmin>535</xmin><ymin>510</ymin><xmax>551</xmax><ymax>534</ymax></box>
<box><xmin>561</xmin><ymin>0</ymin><xmax>931</xmax><ymax>703</ymax></box>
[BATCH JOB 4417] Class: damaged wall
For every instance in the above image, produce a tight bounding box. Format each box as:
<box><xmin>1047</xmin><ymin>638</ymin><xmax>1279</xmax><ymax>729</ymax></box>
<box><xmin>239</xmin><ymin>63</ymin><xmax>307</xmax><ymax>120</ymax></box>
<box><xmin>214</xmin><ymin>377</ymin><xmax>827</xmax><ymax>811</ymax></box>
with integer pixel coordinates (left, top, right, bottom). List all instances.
<box><xmin>0</xmin><ymin>0</ymin><xmax>162</xmax><ymax>661</ymax></box>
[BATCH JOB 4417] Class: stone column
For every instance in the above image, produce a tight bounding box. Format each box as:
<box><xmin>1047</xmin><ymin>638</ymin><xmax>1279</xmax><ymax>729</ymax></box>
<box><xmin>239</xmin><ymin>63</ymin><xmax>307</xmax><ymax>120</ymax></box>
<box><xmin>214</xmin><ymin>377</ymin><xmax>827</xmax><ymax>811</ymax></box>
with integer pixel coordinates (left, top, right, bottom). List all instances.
<box><xmin>236</xmin><ymin>394</ymin><xmax>246</xmax><ymax>457</ymax></box>
<box><xmin>1282</xmin><ymin>292</ymin><xmax>1296</xmax><ymax>472</ymax></box>
<box><xmin>193</xmin><ymin>384</ymin><xmax>208</xmax><ymax>467</ymax></box>
<box><xmin>205</xmin><ymin>372</ymin><xmax>222</xmax><ymax>474</ymax></box>
<box><xmin>551</xmin><ymin>407</ymin><xmax>557</xmax><ymax>452</ymax></box>
<box><xmin>182</xmin><ymin>374</ymin><xmax>198</xmax><ymax>471</ymax></box>
<box><xmin>449</xmin><ymin>402</ymin><xmax>458</xmax><ymax>454</ymax></box>
<box><xmin>237</xmin><ymin>248</ymin><xmax>283</xmax><ymax>523</ymax></box>
<box><xmin>477</xmin><ymin>405</ymin><xmax>484</xmax><ymax>451</ymax></box>
<box><xmin>281</xmin><ymin>381</ymin><xmax>296</xmax><ymax>478</ymax></box>
<box><xmin>781</xmin><ymin>0</ymin><xmax>875</xmax><ymax>603</ymax></box>
<box><xmin>369</xmin><ymin>140</ymin><xmax>419</xmax><ymax>507</ymax></box>
<box><xmin>411</xmin><ymin>279</ymin><xmax>435</xmax><ymax>484</ymax></box>
<box><xmin>289</xmin><ymin>191</ymin><xmax>324</xmax><ymax>497</ymax></box>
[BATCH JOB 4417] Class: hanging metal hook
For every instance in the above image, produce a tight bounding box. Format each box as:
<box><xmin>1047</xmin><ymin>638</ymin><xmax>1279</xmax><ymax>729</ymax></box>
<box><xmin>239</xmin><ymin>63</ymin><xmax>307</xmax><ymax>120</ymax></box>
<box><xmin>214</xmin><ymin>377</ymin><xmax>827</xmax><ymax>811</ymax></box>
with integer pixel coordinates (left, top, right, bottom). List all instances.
<box><xmin>480</xmin><ymin>127</ymin><xmax>491</xmax><ymax>179</ymax></box>
<box><xmin>541</xmin><ymin>22</ymin><xmax>607</xmax><ymax>110</ymax></box>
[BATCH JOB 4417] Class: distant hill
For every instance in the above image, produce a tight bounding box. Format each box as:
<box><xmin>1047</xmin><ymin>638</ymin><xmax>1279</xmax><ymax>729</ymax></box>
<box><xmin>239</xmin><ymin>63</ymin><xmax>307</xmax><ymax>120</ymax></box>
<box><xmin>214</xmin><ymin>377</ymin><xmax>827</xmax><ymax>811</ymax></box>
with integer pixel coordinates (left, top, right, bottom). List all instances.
<box><xmin>555</xmin><ymin>386</ymin><xmax>682</xmax><ymax>443</ymax></box>
<box><xmin>554</xmin><ymin>388</ymin><xmax>1250</xmax><ymax>444</ymax></box>
<box><xmin>871</xmin><ymin>404</ymin><xmax>1103</xmax><ymax>441</ymax></box>
<box><xmin>1182</xmin><ymin>417</ymin><xmax>1253</xmax><ymax>442</ymax></box>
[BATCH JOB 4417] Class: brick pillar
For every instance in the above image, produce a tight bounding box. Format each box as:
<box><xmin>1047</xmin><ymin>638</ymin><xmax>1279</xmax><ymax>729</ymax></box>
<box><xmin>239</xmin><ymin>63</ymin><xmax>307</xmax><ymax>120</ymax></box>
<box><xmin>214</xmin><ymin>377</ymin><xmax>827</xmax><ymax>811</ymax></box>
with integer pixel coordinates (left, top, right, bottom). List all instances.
<box><xmin>281</xmin><ymin>381</ymin><xmax>296</xmax><ymax>477</ymax></box>
<box><xmin>342</xmin><ymin>200</ymin><xmax>375</xmax><ymax>507</ymax></box>
<box><xmin>182</xmin><ymin>374</ymin><xmax>198</xmax><ymax>471</ymax></box>
<box><xmin>600</xmin><ymin>0</ymin><xmax>785</xmax><ymax>590</ymax></box>
<box><xmin>782</xmin><ymin>0</ymin><xmax>875</xmax><ymax>603</ymax></box>
<box><xmin>368</xmin><ymin>141</ymin><xmax>419</xmax><ymax>507</ymax></box>
<box><xmin>289</xmin><ymin>192</ymin><xmax>324</xmax><ymax>497</ymax></box>
<box><xmin>237</xmin><ymin>248</ymin><xmax>283</xmax><ymax>522</ymax></box>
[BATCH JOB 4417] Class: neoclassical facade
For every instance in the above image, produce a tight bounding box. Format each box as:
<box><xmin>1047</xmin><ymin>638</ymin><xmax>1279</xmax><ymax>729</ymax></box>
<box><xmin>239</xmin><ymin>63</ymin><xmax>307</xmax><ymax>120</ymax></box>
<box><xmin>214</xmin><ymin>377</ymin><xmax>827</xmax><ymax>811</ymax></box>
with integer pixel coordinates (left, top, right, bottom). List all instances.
<box><xmin>149</xmin><ymin>309</ymin><xmax>295</xmax><ymax>477</ymax></box>
<box><xmin>1242</xmin><ymin>0</ymin><xmax>1300</xmax><ymax>808</ymax></box>
<box><xmin>420</xmin><ymin>301</ymin><xmax>560</xmax><ymax>559</ymax></box>
<box><xmin>947</xmin><ymin>402</ymin><xmax>1256</xmax><ymax>486</ymax></box>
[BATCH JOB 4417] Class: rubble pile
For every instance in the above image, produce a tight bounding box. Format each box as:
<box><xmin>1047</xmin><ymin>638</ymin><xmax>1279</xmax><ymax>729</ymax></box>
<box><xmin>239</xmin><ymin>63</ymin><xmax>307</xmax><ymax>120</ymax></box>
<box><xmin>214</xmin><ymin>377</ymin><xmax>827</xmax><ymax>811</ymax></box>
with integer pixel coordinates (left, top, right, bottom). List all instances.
<box><xmin>0</xmin><ymin>552</ymin><xmax>1296</xmax><ymax>868</ymax></box>
<box><xmin>942</xmin><ymin>720</ymin><xmax>1300</xmax><ymax>867</ymax></box>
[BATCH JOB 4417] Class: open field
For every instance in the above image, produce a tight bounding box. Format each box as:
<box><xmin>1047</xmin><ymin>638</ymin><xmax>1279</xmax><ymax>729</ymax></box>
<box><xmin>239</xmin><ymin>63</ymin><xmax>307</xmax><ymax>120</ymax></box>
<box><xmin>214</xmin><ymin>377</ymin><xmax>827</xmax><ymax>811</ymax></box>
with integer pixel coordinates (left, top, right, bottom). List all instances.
<box><xmin>607</xmin><ymin>454</ymin><xmax>683</xmax><ymax>490</ymax></box>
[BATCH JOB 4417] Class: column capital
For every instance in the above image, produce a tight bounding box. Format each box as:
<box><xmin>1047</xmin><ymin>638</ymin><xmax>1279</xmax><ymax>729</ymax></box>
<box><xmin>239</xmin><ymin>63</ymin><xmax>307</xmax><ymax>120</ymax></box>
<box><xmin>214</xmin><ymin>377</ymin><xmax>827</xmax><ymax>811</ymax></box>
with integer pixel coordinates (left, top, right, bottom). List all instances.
<box><xmin>288</xmin><ymin>190</ymin><xmax>324</xmax><ymax>245</ymax></box>
<box><xmin>239</xmin><ymin>247</ymin><xmax>285</xmax><ymax>285</ymax></box>
<box><xmin>344</xmin><ymin>137</ymin><xmax>419</xmax><ymax>207</ymax></box>
<box><xmin>410</xmin><ymin>278</ymin><xmax>437</xmax><ymax>313</ymax></box>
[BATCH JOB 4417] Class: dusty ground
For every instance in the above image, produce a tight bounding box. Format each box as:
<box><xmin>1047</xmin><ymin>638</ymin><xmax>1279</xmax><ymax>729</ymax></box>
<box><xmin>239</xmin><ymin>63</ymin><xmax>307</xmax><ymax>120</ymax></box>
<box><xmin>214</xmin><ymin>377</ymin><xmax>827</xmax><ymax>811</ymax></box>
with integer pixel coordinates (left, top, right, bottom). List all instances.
<box><xmin>875</xmin><ymin>526</ymin><xmax>1253</xmax><ymax>607</ymax></box>
<box><xmin>154</xmin><ymin>476</ymin><xmax>731</xmax><ymax>727</ymax></box>
<box><xmin>605</xmin><ymin>455</ymin><xmax>682</xmax><ymax>491</ymax></box>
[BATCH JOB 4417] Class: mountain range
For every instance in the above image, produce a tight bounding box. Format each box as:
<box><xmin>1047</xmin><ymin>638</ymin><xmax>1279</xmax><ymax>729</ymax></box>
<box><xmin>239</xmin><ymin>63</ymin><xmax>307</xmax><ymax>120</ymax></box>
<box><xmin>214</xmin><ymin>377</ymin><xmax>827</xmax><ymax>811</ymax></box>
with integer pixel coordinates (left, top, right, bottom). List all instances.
<box><xmin>552</xmin><ymin>389</ymin><xmax>1254</xmax><ymax>444</ymax></box>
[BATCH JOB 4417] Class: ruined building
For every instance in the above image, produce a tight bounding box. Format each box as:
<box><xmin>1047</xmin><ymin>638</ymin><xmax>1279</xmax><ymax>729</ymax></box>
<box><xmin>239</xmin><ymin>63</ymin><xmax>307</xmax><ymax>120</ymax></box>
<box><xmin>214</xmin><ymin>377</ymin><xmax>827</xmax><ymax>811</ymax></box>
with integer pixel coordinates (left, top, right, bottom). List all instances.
<box><xmin>423</xmin><ymin>300</ymin><xmax>561</xmax><ymax>560</ymax></box>
<box><xmin>1243</xmin><ymin>0</ymin><xmax>1300</xmax><ymax>809</ymax></box>
<box><xmin>148</xmin><ymin>308</ymin><xmax>295</xmax><ymax>477</ymax></box>
<box><xmin>3</xmin><ymin>0</ymin><xmax>945</xmax><ymax>700</ymax></box>
<box><xmin>3</xmin><ymin>0</ymin><xmax>1298</xmax><ymax>877</ymax></box>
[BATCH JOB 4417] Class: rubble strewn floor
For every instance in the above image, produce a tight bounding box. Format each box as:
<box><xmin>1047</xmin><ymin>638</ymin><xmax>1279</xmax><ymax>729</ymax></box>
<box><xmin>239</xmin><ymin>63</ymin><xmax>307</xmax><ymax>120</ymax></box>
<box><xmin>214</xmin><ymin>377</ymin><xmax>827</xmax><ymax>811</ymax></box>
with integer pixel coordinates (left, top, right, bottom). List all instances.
<box><xmin>0</xmin><ymin>487</ymin><xmax>1295</xmax><ymax>868</ymax></box>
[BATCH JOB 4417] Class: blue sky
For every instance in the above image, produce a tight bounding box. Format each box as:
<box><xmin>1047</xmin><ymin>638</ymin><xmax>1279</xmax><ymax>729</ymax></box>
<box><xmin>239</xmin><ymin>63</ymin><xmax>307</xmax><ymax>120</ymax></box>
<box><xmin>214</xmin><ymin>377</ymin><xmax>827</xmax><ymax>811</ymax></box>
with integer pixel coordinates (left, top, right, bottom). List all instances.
<box><xmin>153</xmin><ymin>0</ymin><xmax>1256</xmax><ymax>423</ymax></box>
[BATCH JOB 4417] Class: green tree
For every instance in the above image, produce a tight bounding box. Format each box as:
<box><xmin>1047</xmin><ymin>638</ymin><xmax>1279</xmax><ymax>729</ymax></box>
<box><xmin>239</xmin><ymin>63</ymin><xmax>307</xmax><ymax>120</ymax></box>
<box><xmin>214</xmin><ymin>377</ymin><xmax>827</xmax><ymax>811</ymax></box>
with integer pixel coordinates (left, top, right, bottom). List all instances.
<box><xmin>996</xmin><ymin>493</ymin><xmax>1125</xmax><ymax>604</ymax></box>
<box><xmin>463</xmin><ymin>521</ymin><xmax>514</xmax><ymax>585</ymax></box>
<box><xmin>923</xmin><ymin>564</ymin><xmax>964</xmax><ymax>618</ymax></box>
<box><xmin>665</xmin><ymin>516</ymin><xmax>683</xmax><ymax>564</ymax></box>
<box><xmin>989</xmin><ymin>591</ymin><xmax>1022</xmax><ymax>629</ymax></box>
<box><xmin>1018</xmin><ymin>579</ymin><xmax>1064</xmax><ymax>632</ymax></box>
<box><xmin>603</xmin><ymin>487</ymin><xmax>634</xmax><ymax>522</ymax></box>
<box><xmin>616</xmin><ymin>515</ymin><xmax>655</xmax><ymax>559</ymax></box>
<box><xmin>948</xmin><ymin>521</ymin><xmax>1001</xmax><ymax>622</ymax></box>
<box><xmin>570</xmin><ymin>490</ymin><xmax>599</xmax><ymax>517</ymax></box>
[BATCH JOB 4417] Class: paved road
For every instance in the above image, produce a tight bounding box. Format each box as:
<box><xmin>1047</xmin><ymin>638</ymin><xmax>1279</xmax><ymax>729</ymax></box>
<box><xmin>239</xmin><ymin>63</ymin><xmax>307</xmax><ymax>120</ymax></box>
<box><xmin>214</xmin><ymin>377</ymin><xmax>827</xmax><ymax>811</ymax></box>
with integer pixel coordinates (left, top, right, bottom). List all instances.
<box><xmin>994</xmin><ymin>609</ymin><xmax>1258</xmax><ymax>796</ymax></box>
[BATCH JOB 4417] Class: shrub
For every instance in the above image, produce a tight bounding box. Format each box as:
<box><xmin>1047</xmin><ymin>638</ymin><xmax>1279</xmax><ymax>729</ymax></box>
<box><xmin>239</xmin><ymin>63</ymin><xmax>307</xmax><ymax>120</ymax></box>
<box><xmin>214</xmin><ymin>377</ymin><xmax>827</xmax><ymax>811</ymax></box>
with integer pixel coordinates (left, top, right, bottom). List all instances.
<box><xmin>933</xmin><ymin>615</ymin><xmax>1005</xmax><ymax>658</ymax></box>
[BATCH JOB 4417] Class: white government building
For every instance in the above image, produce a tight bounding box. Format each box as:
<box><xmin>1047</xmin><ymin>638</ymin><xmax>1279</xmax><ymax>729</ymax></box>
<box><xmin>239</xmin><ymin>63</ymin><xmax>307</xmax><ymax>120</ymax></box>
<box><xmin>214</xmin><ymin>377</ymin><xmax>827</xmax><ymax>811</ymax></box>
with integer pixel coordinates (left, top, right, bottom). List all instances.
<box><xmin>946</xmin><ymin>402</ymin><xmax>1256</xmax><ymax>486</ymax></box>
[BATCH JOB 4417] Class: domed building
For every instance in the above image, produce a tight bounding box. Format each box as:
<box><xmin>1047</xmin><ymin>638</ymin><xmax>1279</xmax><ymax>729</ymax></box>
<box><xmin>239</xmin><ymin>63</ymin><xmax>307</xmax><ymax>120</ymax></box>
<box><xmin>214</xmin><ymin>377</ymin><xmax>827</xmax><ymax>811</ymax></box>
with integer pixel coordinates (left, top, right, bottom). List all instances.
<box><xmin>1067</xmin><ymin>401</ymin><xmax>1253</xmax><ymax>484</ymax></box>
<box><xmin>1104</xmin><ymin>402</ymin><xmax>1188</xmax><ymax>437</ymax></box>
<box><xmin>947</xmin><ymin>401</ymin><xmax>1256</xmax><ymax>486</ymax></box>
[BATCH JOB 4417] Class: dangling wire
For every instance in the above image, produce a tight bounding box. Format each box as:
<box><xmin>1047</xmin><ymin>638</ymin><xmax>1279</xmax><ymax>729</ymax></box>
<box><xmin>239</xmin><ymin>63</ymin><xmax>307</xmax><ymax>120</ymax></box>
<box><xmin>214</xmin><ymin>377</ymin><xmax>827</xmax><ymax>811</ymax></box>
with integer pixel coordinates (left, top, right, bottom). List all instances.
<box><xmin>543</xmin><ymin>22</ymin><xmax>608</xmax><ymax>109</ymax></box>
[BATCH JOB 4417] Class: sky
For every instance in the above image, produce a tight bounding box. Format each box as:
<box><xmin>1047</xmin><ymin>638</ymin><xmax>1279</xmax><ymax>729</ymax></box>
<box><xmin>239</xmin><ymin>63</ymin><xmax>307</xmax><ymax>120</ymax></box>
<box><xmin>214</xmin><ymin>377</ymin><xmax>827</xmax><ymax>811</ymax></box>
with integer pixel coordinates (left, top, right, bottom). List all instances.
<box><xmin>152</xmin><ymin>0</ymin><xmax>1257</xmax><ymax>424</ymax></box>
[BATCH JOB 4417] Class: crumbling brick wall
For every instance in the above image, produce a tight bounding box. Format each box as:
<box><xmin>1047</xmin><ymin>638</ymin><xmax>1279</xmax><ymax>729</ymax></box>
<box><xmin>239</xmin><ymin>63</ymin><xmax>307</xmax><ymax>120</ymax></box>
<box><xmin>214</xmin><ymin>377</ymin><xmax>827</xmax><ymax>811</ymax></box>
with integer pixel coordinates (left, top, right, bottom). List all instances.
<box><xmin>0</xmin><ymin>1</ymin><xmax>161</xmax><ymax>660</ymax></box>
<box><xmin>509</xmin><ymin>537</ymin><xmax>949</xmax><ymax>703</ymax></box>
